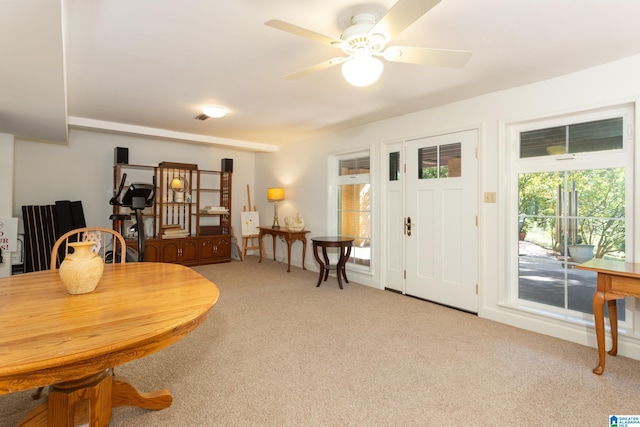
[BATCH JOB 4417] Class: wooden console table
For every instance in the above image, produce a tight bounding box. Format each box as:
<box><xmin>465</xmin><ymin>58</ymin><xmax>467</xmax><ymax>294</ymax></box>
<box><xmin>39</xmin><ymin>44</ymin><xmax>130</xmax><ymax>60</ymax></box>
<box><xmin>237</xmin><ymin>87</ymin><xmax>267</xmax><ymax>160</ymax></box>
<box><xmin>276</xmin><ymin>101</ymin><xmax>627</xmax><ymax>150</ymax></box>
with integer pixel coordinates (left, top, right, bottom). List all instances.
<box><xmin>575</xmin><ymin>258</ymin><xmax>640</xmax><ymax>375</ymax></box>
<box><xmin>311</xmin><ymin>236</ymin><xmax>354</xmax><ymax>289</ymax></box>
<box><xmin>258</xmin><ymin>226</ymin><xmax>310</xmax><ymax>272</ymax></box>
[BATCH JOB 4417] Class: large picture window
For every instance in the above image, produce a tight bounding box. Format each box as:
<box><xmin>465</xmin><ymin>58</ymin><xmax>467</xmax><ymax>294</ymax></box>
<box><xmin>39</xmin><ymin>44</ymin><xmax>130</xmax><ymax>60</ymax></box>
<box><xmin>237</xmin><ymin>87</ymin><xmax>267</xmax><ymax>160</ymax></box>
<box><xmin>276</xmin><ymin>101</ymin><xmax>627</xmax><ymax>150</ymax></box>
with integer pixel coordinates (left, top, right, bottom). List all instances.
<box><xmin>509</xmin><ymin>106</ymin><xmax>633</xmax><ymax>323</ymax></box>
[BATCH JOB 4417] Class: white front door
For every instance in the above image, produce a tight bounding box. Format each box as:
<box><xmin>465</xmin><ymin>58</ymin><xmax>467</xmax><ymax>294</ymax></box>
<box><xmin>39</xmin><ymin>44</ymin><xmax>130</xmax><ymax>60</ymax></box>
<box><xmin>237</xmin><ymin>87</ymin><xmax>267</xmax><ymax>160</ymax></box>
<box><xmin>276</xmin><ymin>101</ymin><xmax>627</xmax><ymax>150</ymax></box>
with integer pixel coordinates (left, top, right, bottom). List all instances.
<box><xmin>404</xmin><ymin>130</ymin><xmax>478</xmax><ymax>312</ymax></box>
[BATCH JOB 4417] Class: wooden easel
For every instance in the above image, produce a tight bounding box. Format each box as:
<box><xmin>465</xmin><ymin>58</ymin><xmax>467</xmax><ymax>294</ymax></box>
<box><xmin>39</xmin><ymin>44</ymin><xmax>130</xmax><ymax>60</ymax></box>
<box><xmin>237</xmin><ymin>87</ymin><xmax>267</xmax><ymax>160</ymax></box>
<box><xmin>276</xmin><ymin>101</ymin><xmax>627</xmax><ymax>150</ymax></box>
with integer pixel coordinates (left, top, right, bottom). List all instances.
<box><xmin>241</xmin><ymin>185</ymin><xmax>264</xmax><ymax>261</ymax></box>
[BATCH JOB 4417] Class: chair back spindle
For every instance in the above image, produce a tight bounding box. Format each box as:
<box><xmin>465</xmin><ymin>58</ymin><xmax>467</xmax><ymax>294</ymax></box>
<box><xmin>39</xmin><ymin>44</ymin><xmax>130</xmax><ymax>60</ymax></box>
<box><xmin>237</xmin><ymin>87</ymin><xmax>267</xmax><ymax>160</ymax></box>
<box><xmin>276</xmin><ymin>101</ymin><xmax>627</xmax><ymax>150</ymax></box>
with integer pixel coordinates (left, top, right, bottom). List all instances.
<box><xmin>50</xmin><ymin>227</ymin><xmax>127</xmax><ymax>270</ymax></box>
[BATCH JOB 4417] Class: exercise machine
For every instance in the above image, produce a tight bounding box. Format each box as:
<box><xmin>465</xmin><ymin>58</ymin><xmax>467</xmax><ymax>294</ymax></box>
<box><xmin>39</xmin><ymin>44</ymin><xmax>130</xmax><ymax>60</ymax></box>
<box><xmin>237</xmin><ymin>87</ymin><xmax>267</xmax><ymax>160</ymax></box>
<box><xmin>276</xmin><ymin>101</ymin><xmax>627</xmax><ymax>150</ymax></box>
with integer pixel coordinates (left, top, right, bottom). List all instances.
<box><xmin>110</xmin><ymin>173</ymin><xmax>156</xmax><ymax>262</ymax></box>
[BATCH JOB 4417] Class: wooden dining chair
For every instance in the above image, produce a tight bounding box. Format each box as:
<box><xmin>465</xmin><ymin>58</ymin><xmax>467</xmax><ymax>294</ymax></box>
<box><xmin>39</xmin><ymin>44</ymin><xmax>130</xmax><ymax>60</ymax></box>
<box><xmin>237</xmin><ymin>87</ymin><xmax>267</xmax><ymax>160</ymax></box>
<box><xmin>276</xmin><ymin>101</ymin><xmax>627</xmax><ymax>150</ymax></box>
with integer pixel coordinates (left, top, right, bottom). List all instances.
<box><xmin>32</xmin><ymin>227</ymin><xmax>127</xmax><ymax>400</ymax></box>
<box><xmin>50</xmin><ymin>227</ymin><xmax>128</xmax><ymax>270</ymax></box>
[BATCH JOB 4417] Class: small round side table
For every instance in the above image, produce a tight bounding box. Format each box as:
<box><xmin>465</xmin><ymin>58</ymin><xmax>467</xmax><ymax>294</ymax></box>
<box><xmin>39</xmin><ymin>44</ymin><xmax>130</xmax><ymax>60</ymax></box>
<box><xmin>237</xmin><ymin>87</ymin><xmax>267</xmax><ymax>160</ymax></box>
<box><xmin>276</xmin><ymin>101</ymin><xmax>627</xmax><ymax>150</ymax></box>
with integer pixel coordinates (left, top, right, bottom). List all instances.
<box><xmin>311</xmin><ymin>236</ymin><xmax>354</xmax><ymax>289</ymax></box>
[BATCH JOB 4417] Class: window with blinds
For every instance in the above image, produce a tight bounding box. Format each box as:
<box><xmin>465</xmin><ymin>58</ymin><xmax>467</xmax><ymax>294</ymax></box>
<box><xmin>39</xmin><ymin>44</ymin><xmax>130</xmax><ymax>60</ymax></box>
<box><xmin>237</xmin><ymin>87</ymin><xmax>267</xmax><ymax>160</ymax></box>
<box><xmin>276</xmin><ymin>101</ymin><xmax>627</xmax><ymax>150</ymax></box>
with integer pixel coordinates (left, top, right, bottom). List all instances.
<box><xmin>520</xmin><ymin>118</ymin><xmax>623</xmax><ymax>158</ymax></box>
<box><xmin>337</xmin><ymin>154</ymin><xmax>371</xmax><ymax>269</ymax></box>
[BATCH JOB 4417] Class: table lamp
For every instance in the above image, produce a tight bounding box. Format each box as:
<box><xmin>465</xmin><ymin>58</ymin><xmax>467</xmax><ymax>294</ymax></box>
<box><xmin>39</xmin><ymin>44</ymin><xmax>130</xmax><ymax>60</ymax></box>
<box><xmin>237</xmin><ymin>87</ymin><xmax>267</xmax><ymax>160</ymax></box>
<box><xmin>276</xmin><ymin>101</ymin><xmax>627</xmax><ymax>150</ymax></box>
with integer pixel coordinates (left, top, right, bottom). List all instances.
<box><xmin>170</xmin><ymin>176</ymin><xmax>188</xmax><ymax>203</ymax></box>
<box><xmin>267</xmin><ymin>187</ymin><xmax>284</xmax><ymax>229</ymax></box>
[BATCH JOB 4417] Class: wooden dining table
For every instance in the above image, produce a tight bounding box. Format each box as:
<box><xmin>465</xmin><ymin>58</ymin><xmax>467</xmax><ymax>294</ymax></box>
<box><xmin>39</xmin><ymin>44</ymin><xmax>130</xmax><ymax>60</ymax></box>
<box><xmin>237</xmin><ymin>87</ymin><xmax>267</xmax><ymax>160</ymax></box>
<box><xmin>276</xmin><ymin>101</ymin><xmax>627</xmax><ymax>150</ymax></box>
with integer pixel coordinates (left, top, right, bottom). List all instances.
<box><xmin>0</xmin><ymin>262</ymin><xmax>220</xmax><ymax>426</ymax></box>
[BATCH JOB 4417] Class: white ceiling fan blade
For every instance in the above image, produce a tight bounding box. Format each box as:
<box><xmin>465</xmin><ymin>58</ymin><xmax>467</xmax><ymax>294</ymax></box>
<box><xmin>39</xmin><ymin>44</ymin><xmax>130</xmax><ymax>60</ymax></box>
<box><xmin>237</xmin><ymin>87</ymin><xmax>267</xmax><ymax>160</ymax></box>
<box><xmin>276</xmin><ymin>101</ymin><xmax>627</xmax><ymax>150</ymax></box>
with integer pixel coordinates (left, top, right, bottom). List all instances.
<box><xmin>384</xmin><ymin>46</ymin><xmax>472</xmax><ymax>68</ymax></box>
<box><xmin>265</xmin><ymin>19</ymin><xmax>342</xmax><ymax>47</ymax></box>
<box><xmin>281</xmin><ymin>57</ymin><xmax>347</xmax><ymax>80</ymax></box>
<box><xmin>370</xmin><ymin>0</ymin><xmax>441</xmax><ymax>41</ymax></box>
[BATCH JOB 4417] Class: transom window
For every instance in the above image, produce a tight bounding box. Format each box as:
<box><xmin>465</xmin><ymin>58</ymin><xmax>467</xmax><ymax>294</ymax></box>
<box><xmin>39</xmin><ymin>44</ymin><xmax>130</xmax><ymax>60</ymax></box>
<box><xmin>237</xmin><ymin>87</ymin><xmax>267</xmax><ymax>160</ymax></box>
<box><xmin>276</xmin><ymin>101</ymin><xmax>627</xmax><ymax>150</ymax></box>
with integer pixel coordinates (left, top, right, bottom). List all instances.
<box><xmin>520</xmin><ymin>118</ymin><xmax>623</xmax><ymax>158</ymax></box>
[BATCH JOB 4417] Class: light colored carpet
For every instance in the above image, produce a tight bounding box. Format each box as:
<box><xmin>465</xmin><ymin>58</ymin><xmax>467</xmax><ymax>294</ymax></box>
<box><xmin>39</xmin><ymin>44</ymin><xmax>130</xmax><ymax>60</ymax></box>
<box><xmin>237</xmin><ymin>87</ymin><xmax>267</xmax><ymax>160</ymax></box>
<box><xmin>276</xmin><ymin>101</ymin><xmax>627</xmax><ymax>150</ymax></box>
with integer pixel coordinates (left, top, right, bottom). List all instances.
<box><xmin>2</xmin><ymin>256</ymin><xmax>640</xmax><ymax>426</ymax></box>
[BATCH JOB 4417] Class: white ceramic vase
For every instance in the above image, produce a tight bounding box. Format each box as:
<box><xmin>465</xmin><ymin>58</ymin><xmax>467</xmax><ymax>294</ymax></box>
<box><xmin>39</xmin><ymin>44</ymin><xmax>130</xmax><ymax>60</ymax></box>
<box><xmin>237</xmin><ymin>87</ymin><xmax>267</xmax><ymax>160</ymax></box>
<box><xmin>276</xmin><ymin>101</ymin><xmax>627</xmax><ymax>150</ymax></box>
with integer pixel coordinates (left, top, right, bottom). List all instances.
<box><xmin>59</xmin><ymin>241</ymin><xmax>105</xmax><ymax>294</ymax></box>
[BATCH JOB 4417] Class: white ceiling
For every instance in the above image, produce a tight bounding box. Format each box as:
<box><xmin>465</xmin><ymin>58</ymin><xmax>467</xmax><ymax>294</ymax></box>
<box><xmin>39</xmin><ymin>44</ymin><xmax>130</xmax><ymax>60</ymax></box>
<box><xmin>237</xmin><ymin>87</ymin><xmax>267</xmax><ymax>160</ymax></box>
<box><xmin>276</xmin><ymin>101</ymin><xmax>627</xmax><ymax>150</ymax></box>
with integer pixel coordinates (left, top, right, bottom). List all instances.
<box><xmin>3</xmin><ymin>0</ymin><xmax>640</xmax><ymax>151</ymax></box>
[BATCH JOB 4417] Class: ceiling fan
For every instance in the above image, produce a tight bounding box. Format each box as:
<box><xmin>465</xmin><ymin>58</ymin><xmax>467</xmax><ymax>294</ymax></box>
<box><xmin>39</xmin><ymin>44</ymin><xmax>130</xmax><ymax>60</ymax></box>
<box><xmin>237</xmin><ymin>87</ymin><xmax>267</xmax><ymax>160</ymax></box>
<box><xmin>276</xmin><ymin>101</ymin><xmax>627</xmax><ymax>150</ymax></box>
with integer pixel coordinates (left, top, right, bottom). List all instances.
<box><xmin>265</xmin><ymin>0</ymin><xmax>472</xmax><ymax>87</ymax></box>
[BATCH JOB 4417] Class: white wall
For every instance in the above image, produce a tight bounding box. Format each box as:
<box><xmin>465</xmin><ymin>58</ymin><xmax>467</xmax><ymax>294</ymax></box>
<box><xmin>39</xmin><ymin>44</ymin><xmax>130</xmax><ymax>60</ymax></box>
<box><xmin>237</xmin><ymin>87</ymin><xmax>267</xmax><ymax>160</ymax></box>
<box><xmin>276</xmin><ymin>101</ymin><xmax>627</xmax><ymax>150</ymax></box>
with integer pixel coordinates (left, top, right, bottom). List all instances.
<box><xmin>9</xmin><ymin>53</ymin><xmax>640</xmax><ymax>359</ymax></box>
<box><xmin>13</xmin><ymin>129</ymin><xmax>255</xmax><ymax>245</ymax></box>
<box><xmin>0</xmin><ymin>133</ymin><xmax>14</xmax><ymax>277</ymax></box>
<box><xmin>255</xmin><ymin>125</ymin><xmax>383</xmax><ymax>284</ymax></box>
<box><xmin>256</xmin><ymin>53</ymin><xmax>640</xmax><ymax>360</ymax></box>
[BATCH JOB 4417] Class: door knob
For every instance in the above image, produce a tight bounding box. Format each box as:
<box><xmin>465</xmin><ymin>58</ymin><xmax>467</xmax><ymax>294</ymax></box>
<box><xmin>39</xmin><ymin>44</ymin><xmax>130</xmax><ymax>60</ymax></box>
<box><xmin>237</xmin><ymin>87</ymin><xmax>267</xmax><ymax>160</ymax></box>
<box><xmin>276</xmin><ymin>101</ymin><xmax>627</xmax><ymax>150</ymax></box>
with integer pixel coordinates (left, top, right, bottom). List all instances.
<box><xmin>405</xmin><ymin>217</ymin><xmax>412</xmax><ymax>236</ymax></box>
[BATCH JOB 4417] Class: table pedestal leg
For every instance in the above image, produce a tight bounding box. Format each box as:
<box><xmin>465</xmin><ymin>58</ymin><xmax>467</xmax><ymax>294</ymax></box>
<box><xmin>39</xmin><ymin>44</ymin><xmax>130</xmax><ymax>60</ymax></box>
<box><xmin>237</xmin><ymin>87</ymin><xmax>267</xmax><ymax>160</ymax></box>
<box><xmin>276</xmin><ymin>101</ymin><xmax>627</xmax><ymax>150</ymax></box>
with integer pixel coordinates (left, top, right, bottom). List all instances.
<box><xmin>322</xmin><ymin>247</ymin><xmax>330</xmax><ymax>282</ymax></box>
<box><xmin>335</xmin><ymin>247</ymin><xmax>344</xmax><ymax>290</ymax></box>
<box><xmin>272</xmin><ymin>236</ymin><xmax>277</xmax><ymax>261</ymax></box>
<box><xmin>592</xmin><ymin>279</ymin><xmax>624</xmax><ymax>375</ymax></box>
<box><xmin>312</xmin><ymin>243</ymin><xmax>324</xmax><ymax>287</ymax></box>
<box><xmin>607</xmin><ymin>299</ymin><xmax>619</xmax><ymax>357</ymax></box>
<box><xmin>111</xmin><ymin>376</ymin><xmax>172</xmax><ymax>410</ymax></box>
<box><xmin>592</xmin><ymin>290</ymin><xmax>606</xmax><ymax>375</ymax></box>
<box><xmin>335</xmin><ymin>245</ymin><xmax>352</xmax><ymax>290</ymax></box>
<box><xmin>301</xmin><ymin>238</ymin><xmax>307</xmax><ymax>270</ymax></box>
<box><xmin>342</xmin><ymin>246</ymin><xmax>351</xmax><ymax>283</ymax></box>
<box><xmin>19</xmin><ymin>371</ymin><xmax>172</xmax><ymax>427</ymax></box>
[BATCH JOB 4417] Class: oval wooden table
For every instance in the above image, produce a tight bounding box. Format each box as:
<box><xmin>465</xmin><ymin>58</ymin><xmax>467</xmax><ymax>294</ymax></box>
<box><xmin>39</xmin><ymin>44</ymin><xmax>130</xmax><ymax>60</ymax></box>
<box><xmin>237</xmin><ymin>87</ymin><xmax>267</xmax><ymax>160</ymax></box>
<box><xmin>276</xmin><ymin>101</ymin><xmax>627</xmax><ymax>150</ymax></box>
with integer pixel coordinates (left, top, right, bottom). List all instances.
<box><xmin>311</xmin><ymin>236</ymin><xmax>354</xmax><ymax>289</ymax></box>
<box><xmin>0</xmin><ymin>262</ymin><xmax>220</xmax><ymax>426</ymax></box>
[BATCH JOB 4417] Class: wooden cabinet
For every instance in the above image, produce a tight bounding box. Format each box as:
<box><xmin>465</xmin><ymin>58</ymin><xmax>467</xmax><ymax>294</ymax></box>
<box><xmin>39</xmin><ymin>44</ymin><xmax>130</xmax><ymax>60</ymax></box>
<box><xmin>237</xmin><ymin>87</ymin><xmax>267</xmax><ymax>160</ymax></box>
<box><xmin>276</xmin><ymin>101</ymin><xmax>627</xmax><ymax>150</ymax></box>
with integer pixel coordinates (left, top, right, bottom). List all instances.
<box><xmin>115</xmin><ymin>162</ymin><xmax>232</xmax><ymax>266</ymax></box>
<box><xmin>160</xmin><ymin>238</ymin><xmax>198</xmax><ymax>264</ymax></box>
<box><xmin>198</xmin><ymin>235</ymin><xmax>231</xmax><ymax>263</ymax></box>
<box><xmin>141</xmin><ymin>240</ymin><xmax>160</xmax><ymax>262</ymax></box>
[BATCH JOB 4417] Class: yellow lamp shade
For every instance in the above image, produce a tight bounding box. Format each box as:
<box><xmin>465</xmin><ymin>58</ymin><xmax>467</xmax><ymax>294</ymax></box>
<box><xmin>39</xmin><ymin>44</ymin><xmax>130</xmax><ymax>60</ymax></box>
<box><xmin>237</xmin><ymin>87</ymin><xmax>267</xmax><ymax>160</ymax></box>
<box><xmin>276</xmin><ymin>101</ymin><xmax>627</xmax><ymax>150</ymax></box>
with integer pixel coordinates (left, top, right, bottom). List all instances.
<box><xmin>268</xmin><ymin>187</ymin><xmax>284</xmax><ymax>201</ymax></box>
<box><xmin>170</xmin><ymin>177</ymin><xmax>187</xmax><ymax>191</ymax></box>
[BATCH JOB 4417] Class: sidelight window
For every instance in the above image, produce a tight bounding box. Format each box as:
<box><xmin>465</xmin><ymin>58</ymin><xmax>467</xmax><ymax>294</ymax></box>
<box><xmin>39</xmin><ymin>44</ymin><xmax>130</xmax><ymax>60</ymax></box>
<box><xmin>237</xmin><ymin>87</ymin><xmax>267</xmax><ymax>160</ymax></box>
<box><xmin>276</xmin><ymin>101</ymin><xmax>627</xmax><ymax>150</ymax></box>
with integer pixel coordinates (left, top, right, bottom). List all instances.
<box><xmin>334</xmin><ymin>152</ymin><xmax>371</xmax><ymax>270</ymax></box>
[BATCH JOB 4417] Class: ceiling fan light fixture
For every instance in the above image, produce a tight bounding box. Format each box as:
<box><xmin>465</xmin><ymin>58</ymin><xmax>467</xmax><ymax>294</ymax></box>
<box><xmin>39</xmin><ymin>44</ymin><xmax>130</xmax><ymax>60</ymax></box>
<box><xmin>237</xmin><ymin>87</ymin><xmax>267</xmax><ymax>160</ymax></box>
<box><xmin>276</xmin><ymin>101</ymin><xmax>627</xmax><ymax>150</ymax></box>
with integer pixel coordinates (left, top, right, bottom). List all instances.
<box><xmin>267</xmin><ymin>0</ymin><xmax>471</xmax><ymax>85</ymax></box>
<box><xmin>341</xmin><ymin>53</ymin><xmax>384</xmax><ymax>87</ymax></box>
<box><xmin>202</xmin><ymin>105</ymin><xmax>227</xmax><ymax>118</ymax></box>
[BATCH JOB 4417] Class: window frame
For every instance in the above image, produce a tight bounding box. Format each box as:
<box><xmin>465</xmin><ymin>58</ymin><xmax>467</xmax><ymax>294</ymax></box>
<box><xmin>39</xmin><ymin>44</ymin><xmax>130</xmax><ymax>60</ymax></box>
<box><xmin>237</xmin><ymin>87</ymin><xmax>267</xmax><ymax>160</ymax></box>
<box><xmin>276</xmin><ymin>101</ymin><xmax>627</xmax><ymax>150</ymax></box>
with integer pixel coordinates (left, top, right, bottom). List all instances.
<box><xmin>504</xmin><ymin>104</ymin><xmax>635</xmax><ymax>326</ymax></box>
<box><xmin>328</xmin><ymin>149</ymin><xmax>372</xmax><ymax>274</ymax></box>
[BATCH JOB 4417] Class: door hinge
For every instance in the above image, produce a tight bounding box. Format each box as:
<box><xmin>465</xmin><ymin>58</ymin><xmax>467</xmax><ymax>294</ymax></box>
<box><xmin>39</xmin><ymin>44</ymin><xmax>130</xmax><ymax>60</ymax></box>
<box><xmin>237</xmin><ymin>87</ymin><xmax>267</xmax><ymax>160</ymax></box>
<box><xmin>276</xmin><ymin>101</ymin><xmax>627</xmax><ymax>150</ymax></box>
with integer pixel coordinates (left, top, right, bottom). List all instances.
<box><xmin>475</xmin><ymin>147</ymin><xmax>479</xmax><ymax>158</ymax></box>
<box><xmin>475</xmin><ymin>215</ymin><xmax>478</xmax><ymax>226</ymax></box>
<box><xmin>403</xmin><ymin>163</ymin><xmax>406</xmax><ymax>173</ymax></box>
<box><xmin>476</xmin><ymin>284</ymin><xmax>479</xmax><ymax>294</ymax></box>
<box><xmin>403</xmin><ymin>270</ymin><xmax>406</xmax><ymax>279</ymax></box>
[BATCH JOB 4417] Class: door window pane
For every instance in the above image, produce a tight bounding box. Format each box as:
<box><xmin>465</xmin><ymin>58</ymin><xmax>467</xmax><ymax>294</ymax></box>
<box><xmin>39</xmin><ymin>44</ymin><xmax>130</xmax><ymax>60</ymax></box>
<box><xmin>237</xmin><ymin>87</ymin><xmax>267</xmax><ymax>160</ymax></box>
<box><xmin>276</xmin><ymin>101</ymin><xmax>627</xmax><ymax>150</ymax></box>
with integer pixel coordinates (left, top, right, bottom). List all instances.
<box><xmin>418</xmin><ymin>146</ymin><xmax>438</xmax><ymax>179</ymax></box>
<box><xmin>440</xmin><ymin>143</ymin><xmax>462</xmax><ymax>177</ymax></box>
<box><xmin>389</xmin><ymin>151</ymin><xmax>400</xmax><ymax>181</ymax></box>
<box><xmin>418</xmin><ymin>143</ymin><xmax>462</xmax><ymax>179</ymax></box>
